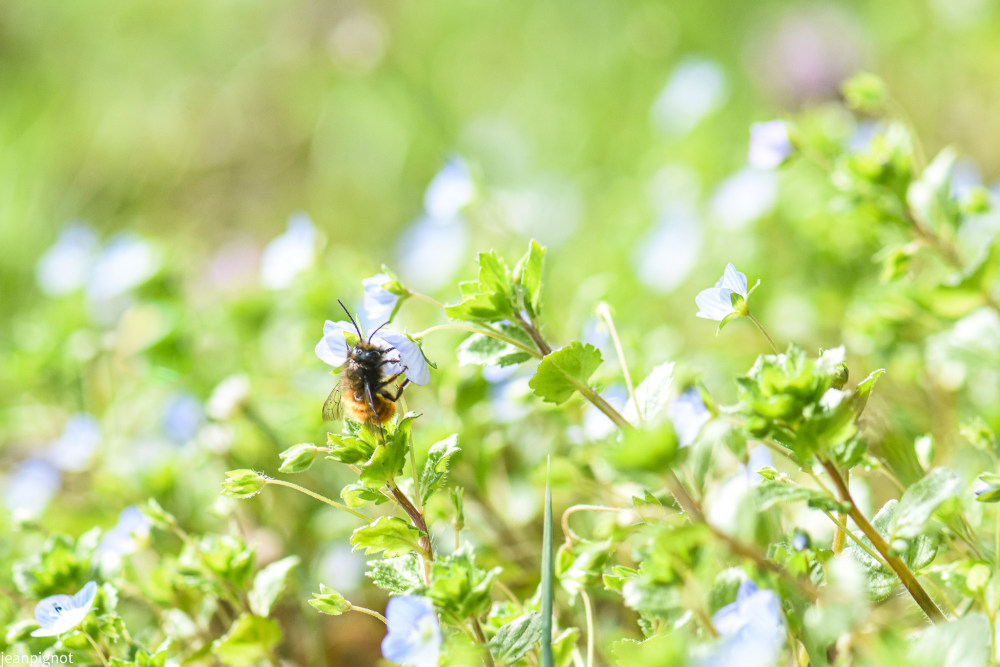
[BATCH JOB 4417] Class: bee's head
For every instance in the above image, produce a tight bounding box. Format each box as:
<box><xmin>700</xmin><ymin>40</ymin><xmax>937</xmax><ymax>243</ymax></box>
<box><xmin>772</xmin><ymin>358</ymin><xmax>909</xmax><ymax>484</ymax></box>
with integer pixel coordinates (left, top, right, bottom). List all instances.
<box><xmin>352</xmin><ymin>346</ymin><xmax>383</xmax><ymax>367</ymax></box>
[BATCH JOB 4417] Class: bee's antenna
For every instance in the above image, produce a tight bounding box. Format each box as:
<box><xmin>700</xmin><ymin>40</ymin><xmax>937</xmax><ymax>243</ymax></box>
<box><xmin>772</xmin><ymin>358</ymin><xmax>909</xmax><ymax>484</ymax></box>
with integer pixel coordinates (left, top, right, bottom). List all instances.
<box><xmin>367</xmin><ymin>321</ymin><xmax>389</xmax><ymax>344</ymax></box>
<box><xmin>338</xmin><ymin>299</ymin><xmax>365</xmax><ymax>339</ymax></box>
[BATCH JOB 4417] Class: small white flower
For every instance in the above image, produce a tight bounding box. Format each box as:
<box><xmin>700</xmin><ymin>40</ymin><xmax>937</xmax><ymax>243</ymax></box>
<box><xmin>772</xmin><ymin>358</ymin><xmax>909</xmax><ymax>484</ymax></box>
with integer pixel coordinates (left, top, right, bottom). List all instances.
<box><xmin>31</xmin><ymin>581</ymin><xmax>99</xmax><ymax>637</ymax></box>
<box><xmin>381</xmin><ymin>595</ymin><xmax>441</xmax><ymax>667</ymax></box>
<box><xmin>695</xmin><ymin>263</ymin><xmax>750</xmax><ymax>321</ymax></box>
<box><xmin>424</xmin><ymin>157</ymin><xmax>475</xmax><ymax>220</ymax></box>
<box><xmin>315</xmin><ymin>320</ymin><xmax>430</xmax><ymax>386</ymax></box>
<box><xmin>35</xmin><ymin>222</ymin><xmax>100</xmax><ymax>297</ymax></box>
<box><xmin>206</xmin><ymin>375</ymin><xmax>251</xmax><ymax>420</ymax></box>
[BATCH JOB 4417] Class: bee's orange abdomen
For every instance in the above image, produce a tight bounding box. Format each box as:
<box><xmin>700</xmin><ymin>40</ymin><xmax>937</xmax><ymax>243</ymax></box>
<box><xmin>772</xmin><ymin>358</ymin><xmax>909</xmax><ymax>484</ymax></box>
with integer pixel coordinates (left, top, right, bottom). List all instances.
<box><xmin>341</xmin><ymin>390</ymin><xmax>396</xmax><ymax>424</ymax></box>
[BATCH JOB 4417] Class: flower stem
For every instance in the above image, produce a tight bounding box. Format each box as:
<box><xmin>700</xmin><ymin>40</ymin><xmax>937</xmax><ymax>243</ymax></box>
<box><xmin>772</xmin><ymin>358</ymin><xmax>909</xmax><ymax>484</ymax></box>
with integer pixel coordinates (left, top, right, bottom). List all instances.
<box><xmin>265</xmin><ymin>479</ymin><xmax>372</xmax><ymax>522</ymax></box>
<box><xmin>409</xmin><ymin>290</ymin><xmax>446</xmax><ymax>310</ymax></box>
<box><xmin>388</xmin><ymin>482</ymin><xmax>434</xmax><ymax>585</ymax></box>
<box><xmin>746</xmin><ymin>312</ymin><xmax>780</xmax><ymax>354</ymax></box>
<box><xmin>562</xmin><ymin>505</ymin><xmax>627</xmax><ymax>544</ymax></box>
<box><xmin>596</xmin><ymin>302</ymin><xmax>642</xmax><ymax>425</ymax></box>
<box><xmin>470</xmin><ymin>616</ymin><xmax>497</xmax><ymax>667</ymax></box>
<box><xmin>81</xmin><ymin>629</ymin><xmax>110</xmax><ymax>667</ymax></box>
<box><xmin>416</xmin><ymin>324</ymin><xmax>541</xmax><ymax>358</ymax></box>
<box><xmin>580</xmin><ymin>590</ymin><xmax>596</xmax><ymax>667</ymax></box>
<box><xmin>350</xmin><ymin>604</ymin><xmax>388</xmax><ymax>625</ymax></box>
<box><xmin>820</xmin><ymin>458</ymin><xmax>946</xmax><ymax>623</ymax></box>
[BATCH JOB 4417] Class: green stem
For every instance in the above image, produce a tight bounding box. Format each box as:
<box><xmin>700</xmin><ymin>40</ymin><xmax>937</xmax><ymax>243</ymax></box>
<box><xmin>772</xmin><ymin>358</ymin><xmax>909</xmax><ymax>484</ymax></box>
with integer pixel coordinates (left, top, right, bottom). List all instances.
<box><xmin>351</xmin><ymin>604</ymin><xmax>389</xmax><ymax>625</ymax></box>
<box><xmin>597</xmin><ymin>302</ymin><xmax>642</xmax><ymax>425</ymax></box>
<box><xmin>470</xmin><ymin>616</ymin><xmax>497</xmax><ymax>667</ymax></box>
<box><xmin>81</xmin><ymin>629</ymin><xmax>110</xmax><ymax>667</ymax></box>
<box><xmin>410</xmin><ymin>291</ymin><xmax>446</xmax><ymax>310</ymax></box>
<box><xmin>266</xmin><ymin>479</ymin><xmax>372</xmax><ymax>522</ymax></box>
<box><xmin>746</xmin><ymin>312</ymin><xmax>780</xmax><ymax>354</ymax></box>
<box><xmin>821</xmin><ymin>459</ymin><xmax>946</xmax><ymax>623</ymax></box>
<box><xmin>416</xmin><ymin>324</ymin><xmax>541</xmax><ymax>358</ymax></box>
<box><xmin>580</xmin><ymin>590</ymin><xmax>596</xmax><ymax>667</ymax></box>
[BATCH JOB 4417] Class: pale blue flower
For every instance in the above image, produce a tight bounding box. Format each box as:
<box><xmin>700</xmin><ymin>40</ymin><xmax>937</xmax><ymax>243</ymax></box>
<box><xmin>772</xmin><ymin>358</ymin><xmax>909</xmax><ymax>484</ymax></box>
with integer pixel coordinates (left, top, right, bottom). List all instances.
<box><xmin>381</xmin><ymin>595</ymin><xmax>441</xmax><ymax>667</ymax></box>
<box><xmin>699</xmin><ymin>580</ymin><xmax>784</xmax><ymax>667</ymax></box>
<box><xmin>2</xmin><ymin>459</ymin><xmax>61</xmax><ymax>517</ymax></box>
<box><xmin>695</xmin><ymin>264</ymin><xmax>749</xmax><ymax>321</ymax></box>
<box><xmin>162</xmin><ymin>392</ymin><xmax>205</xmax><ymax>444</ymax></box>
<box><xmin>86</xmin><ymin>232</ymin><xmax>161</xmax><ymax>301</ymax></box>
<box><xmin>315</xmin><ymin>321</ymin><xmax>430</xmax><ymax>386</ymax></box>
<box><xmin>363</xmin><ymin>273</ymin><xmax>400</xmax><ymax>326</ymax></box>
<box><xmin>98</xmin><ymin>506</ymin><xmax>151</xmax><ymax>556</ymax></box>
<box><xmin>668</xmin><ymin>388</ymin><xmax>710</xmax><ymax>447</ymax></box>
<box><xmin>35</xmin><ymin>221</ymin><xmax>100</xmax><ymax>297</ymax></box>
<box><xmin>792</xmin><ymin>530</ymin><xmax>810</xmax><ymax>551</ymax></box>
<box><xmin>709</xmin><ymin>168</ymin><xmax>778</xmax><ymax>230</ymax></box>
<box><xmin>396</xmin><ymin>215</ymin><xmax>469</xmax><ymax>292</ymax></box>
<box><xmin>651</xmin><ymin>57</ymin><xmax>729</xmax><ymax>136</ymax></box>
<box><xmin>31</xmin><ymin>581</ymin><xmax>98</xmax><ymax>637</ymax></box>
<box><xmin>424</xmin><ymin>157</ymin><xmax>475</xmax><ymax>220</ymax></box>
<box><xmin>46</xmin><ymin>413</ymin><xmax>101</xmax><ymax>472</ymax></box>
<box><xmin>260</xmin><ymin>213</ymin><xmax>317</xmax><ymax>289</ymax></box>
<box><xmin>633</xmin><ymin>205</ymin><xmax>703</xmax><ymax>293</ymax></box>
<box><xmin>748</xmin><ymin>121</ymin><xmax>793</xmax><ymax>169</ymax></box>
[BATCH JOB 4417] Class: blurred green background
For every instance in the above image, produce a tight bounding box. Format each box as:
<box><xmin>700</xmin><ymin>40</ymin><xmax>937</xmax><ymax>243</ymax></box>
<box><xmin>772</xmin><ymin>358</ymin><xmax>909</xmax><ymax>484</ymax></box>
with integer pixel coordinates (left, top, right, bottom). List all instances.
<box><xmin>3</xmin><ymin>0</ymin><xmax>1000</xmax><ymax>662</ymax></box>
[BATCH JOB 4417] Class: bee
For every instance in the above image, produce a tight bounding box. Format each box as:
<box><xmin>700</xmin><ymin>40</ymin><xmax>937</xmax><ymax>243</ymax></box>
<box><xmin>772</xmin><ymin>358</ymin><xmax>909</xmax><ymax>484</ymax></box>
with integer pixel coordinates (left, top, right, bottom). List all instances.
<box><xmin>322</xmin><ymin>301</ymin><xmax>411</xmax><ymax>430</ymax></box>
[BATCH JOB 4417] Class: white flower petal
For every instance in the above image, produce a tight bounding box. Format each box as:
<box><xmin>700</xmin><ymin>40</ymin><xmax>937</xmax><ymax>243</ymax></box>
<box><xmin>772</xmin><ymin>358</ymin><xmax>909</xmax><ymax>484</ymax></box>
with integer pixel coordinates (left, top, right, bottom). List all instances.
<box><xmin>316</xmin><ymin>321</ymin><xmax>352</xmax><ymax>367</ymax></box>
<box><xmin>695</xmin><ymin>287</ymin><xmax>736</xmax><ymax>321</ymax></box>
<box><xmin>363</xmin><ymin>273</ymin><xmax>399</xmax><ymax>326</ymax></box>
<box><xmin>719</xmin><ymin>263</ymin><xmax>749</xmax><ymax>296</ymax></box>
<box><xmin>376</xmin><ymin>331</ymin><xmax>430</xmax><ymax>386</ymax></box>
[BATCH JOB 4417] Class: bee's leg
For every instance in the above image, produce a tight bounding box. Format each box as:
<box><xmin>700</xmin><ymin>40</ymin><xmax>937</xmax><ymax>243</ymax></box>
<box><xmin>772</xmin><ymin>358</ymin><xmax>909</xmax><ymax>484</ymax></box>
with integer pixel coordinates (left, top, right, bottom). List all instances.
<box><xmin>379</xmin><ymin>378</ymin><xmax>411</xmax><ymax>401</ymax></box>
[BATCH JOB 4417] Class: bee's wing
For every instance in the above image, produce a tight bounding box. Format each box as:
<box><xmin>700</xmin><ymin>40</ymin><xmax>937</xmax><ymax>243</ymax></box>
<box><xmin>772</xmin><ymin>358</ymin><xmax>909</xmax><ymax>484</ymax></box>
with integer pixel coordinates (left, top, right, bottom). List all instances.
<box><xmin>322</xmin><ymin>387</ymin><xmax>343</xmax><ymax>422</ymax></box>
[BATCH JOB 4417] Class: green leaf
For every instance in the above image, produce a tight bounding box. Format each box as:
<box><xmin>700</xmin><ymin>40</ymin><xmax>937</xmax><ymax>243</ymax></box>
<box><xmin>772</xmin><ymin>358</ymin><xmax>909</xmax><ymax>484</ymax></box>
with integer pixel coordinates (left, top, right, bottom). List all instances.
<box><xmin>529</xmin><ymin>341</ymin><xmax>603</xmax><ymax>404</ymax></box>
<box><xmin>325</xmin><ymin>432</ymin><xmax>375</xmax><ymax>465</ymax></box>
<box><xmin>221</xmin><ymin>470</ymin><xmax>268</xmax><ymax>499</ymax></box>
<box><xmin>841</xmin><ymin>72</ymin><xmax>888</xmax><ymax>112</ymax></box>
<box><xmin>755</xmin><ymin>481</ymin><xmax>849</xmax><ymax>513</ymax></box>
<box><xmin>907</xmin><ymin>147</ymin><xmax>959</xmax><ymax>234</ymax></box>
<box><xmin>606</xmin><ymin>423</ymin><xmax>678</xmax><ymax>473</ymax></box>
<box><xmin>975</xmin><ymin>473</ymin><xmax>1000</xmax><ymax>503</ymax></box>
<box><xmin>278</xmin><ymin>443</ymin><xmax>320</xmax><ymax>473</ymax></box>
<box><xmin>419</xmin><ymin>434</ymin><xmax>460</xmax><ymax>504</ymax></box>
<box><xmin>445</xmin><ymin>292</ymin><xmax>512</xmax><ymax>323</ymax></box>
<box><xmin>892</xmin><ymin>467</ymin><xmax>961</xmax><ymax>540</ymax></box>
<box><xmin>308</xmin><ymin>584</ymin><xmax>353</xmax><ymax>615</ymax></box>
<box><xmin>366</xmin><ymin>555</ymin><xmax>424</xmax><ymax>594</ymax></box>
<box><xmin>359</xmin><ymin>415</ymin><xmax>418</xmax><ymax>488</ymax></box>
<box><xmin>350</xmin><ymin>517</ymin><xmax>424</xmax><ymax>557</ymax></box>
<box><xmin>623</xmin><ymin>362</ymin><xmax>674</xmax><ymax>423</ymax></box>
<box><xmin>424</xmin><ymin>548</ymin><xmax>499</xmax><ymax>618</ymax></box>
<box><xmin>478</xmin><ymin>250</ymin><xmax>513</xmax><ymax>295</ymax></box>
<box><xmin>249</xmin><ymin>555</ymin><xmax>300</xmax><ymax>616</ymax></box>
<box><xmin>845</xmin><ymin>499</ymin><xmax>939</xmax><ymax>600</ymax></box>
<box><xmin>540</xmin><ymin>458</ymin><xmax>554</xmax><ymax>667</ymax></box>
<box><xmin>341</xmin><ymin>482</ymin><xmax>385</xmax><ymax>508</ymax></box>
<box><xmin>211</xmin><ymin>615</ymin><xmax>282</xmax><ymax>667</ymax></box>
<box><xmin>906</xmin><ymin>612</ymin><xmax>990</xmax><ymax>667</ymax></box>
<box><xmin>488</xmin><ymin>612</ymin><xmax>543</xmax><ymax>663</ymax></box>
<box><xmin>852</xmin><ymin>368</ymin><xmax>886</xmax><ymax>417</ymax></box>
<box><xmin>514</xmin><ymin>239</ymin><xmax>546</xmax><ymax>317</ymax></box>
<box><xmin>456</xmin><ymin>330</ymin><xmax>532</xmax><ymax>367</ymax></box>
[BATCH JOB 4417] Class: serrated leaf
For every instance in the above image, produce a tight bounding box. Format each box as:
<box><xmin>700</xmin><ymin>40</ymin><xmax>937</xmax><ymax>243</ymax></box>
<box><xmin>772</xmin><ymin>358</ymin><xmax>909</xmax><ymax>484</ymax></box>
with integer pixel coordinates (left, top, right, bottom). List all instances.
<box><xmin>488</xmin><ymin>612</ymin><xmax>543</xmax><ymax>663</ymax></box>
<box><xmin>478</xmin><ymin>250</ymin><xmax>513</xmax><ymax>295</ymax></box>
<box><xmin>419</xmin><ymin>434</ymin><xmax>460</xmax><ymax>504</ymax></box>
<box><xmin>456</xmin><ymin>332</ymin><xmax>531</xmax><ymax>367</ymax></box>
<box><xmin>341</xmin><ymin>482</ymin><xmax>385</xmax><ymax>508</ymax></box>
<box><xmin>755</xmin><ymin>481</ymin><xmax>849</xmax><ymax>513</ymax></box>
<box><xmin>623</xmin><ymin>362</ymin><xmax>674</xmax><ymax>423</ymax></box>
<box><xmin>514</xmin><ymin>240</ymin><xmax>546</xmax><ymax>317</ymax></box>
<box><xmin>249</xmin><ymin>556</ymin><xmax>299</xmax><ymax>616</ymax></box>
<box><xmin>892</xmin><ymin>467</ymin><xmax>961</xmax><ymax>541</ymax></box>
<box><xmin>529</xmin><ymin>341</ymin><xmax>603</xmax><ymax>404</ymax></box>
<box><xmin>350</xmin><ymin>517</ymin><xmax>423</xmax><ymax>557</ymax></box>
<box><xmin>366</xmin><ymin>555</ymin><xmax>424</xmax><ymax>594</ymax></box>
<box><xmin>325</xmin><ymin>432</ymin><xmax>375</xmax><ymax>465</ymax></box>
